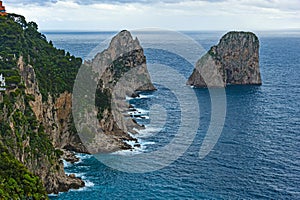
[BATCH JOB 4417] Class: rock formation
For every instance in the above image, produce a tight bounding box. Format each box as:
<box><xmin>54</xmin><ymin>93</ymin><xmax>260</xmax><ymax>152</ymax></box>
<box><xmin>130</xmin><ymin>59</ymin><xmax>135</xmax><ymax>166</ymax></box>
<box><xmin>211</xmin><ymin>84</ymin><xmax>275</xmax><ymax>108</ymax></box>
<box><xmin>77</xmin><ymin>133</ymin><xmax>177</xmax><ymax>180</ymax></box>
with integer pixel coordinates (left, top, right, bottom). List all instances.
<box><xmin>0</xmin><ymin>14</ymin><xmax>86</xmax><ymax>196</ymax></box>
<box><xmin>0</xmin><ymin>57</ymin><xmax>85</xmax><ymax>194</ymax></box>
<box><xmin>1</xmin><ymin>14</ymin><xmax>156</xmax><ymax>196</ymax></box>
<box><xmin>187</xmin><ymin>31</ymin><xmax>262</xmax><ymax>87</ymax></box>
<box><xmin>74</xmin><ymin>30</ymin><xmax>155</xmax><ymax>153</ymax></box>
<box><xmin>18</xmin><ymin>57</ymin><xmax>87</xmax><ymax>153</ymax></box>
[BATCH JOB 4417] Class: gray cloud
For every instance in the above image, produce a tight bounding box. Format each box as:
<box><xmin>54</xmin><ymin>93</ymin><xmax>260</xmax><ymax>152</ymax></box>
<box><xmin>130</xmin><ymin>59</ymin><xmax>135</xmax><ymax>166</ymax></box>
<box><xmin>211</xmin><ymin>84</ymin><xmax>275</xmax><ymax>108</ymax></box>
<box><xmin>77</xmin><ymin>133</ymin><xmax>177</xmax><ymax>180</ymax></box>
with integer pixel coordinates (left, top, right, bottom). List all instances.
<box><xmin>75</xmin><ymin>0</ymin><xmax>187</xmax><ymax>4</ymax></box>
<box><xmin>75</xmin><ymin>0</ymin><xmax>226</xmax><ymax>5</ymax></box>
<box><xmin>7</xmin><ymin>0</ymin><xmax>226</xmax><ymax>6</ymax></box>
<box><xmin>7</xmin><ymin>0</ymin><xmax>58</xmax><ymax>6</ymax></box>
<box><xmin>5</xmin><ymin>0</ymin><xmax>299</xmax><ymax>30</ymax></box>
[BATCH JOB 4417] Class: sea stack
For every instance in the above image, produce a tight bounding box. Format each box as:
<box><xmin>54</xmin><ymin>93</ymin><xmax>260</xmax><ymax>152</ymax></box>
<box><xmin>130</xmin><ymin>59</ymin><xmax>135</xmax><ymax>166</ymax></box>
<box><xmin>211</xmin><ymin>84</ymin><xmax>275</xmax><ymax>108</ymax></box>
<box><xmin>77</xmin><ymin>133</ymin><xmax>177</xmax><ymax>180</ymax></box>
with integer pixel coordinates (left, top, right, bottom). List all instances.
<box><xmin>75</xmin><ymin>30</ymin><xmax>155</xmax><ymax>153</ymax></box>
<box><xmin>187</xmin><ymin>31</ymin><xmax>262</xmax><ymax>87</ymax></box>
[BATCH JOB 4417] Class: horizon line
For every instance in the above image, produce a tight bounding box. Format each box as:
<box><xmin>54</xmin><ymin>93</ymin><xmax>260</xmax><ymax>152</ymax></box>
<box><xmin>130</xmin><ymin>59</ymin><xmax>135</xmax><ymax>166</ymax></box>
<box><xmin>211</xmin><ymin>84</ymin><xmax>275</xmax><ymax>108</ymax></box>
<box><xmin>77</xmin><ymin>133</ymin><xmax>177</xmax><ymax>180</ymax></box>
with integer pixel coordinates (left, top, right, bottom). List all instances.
<box><xmin>41</xmin><ymin>28</ymin><xmax>300</xmax><ymax>33</ymax></box>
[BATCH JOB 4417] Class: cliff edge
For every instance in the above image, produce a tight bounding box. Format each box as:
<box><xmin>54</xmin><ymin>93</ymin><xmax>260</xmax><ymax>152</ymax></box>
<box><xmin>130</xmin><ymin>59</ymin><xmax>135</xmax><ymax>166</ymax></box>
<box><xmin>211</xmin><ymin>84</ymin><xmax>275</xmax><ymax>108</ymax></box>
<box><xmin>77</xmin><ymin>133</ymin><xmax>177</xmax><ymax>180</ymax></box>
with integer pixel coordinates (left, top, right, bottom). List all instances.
<box><xmin>187</xmin><ymin>31</ymin><xmax>262</xmax><ymax>87</ymax></box>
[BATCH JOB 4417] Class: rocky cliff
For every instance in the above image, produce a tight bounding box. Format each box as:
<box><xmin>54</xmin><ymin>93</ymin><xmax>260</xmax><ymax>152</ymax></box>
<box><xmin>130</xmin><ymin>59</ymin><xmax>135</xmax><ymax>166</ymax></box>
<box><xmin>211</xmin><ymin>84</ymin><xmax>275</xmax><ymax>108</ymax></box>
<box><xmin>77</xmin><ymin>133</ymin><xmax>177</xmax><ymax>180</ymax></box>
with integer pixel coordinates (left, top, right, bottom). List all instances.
<box><xmin>18</xmin><ymin>57</ymin><xmax>86</xmax><ymax>153</ymax></box>
<box><xmin>1</xmin><ymin>14</ymin><xmax>85</xmax><ymax>196</ymax></box>
<box><xmin>0</xmin><ymin>83</ymin><xmax>85</xmax><ymax>195</ymax></box>
<box><xmin>187</xmin><ymin>31</ymin><xmax>262</xmax><ymax>87</ymax></box>
<box><xmin>1</xmin><ymin>13</ymin><xmax>156</xmax><ymax>196</ymax></box>
<box><xmin>74</xmin><ymin>30</ymin><xmax>155</xmax><ymax>153</ymax></box>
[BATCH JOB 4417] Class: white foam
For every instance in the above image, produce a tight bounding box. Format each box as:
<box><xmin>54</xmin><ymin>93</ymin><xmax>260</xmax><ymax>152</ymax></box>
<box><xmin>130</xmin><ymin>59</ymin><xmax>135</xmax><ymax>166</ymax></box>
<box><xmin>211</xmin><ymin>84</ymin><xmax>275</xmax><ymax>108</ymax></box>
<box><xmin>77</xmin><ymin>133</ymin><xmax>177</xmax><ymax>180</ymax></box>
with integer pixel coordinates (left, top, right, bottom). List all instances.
<box><xmin>84</xmin><ymin>180</ymin><xmax>95</xmax><ymax>187</ymax></box>
<box><xmin>126</xmin><ymin>96</ymin><xmax>133</xmax><ymax>100</ymax></box>
<box><xmin>60</xmin><ymin>154</ymin><xmax>95</xmax><ymax>194</ymax></box>
<box><xmin>124</xmin><ymin>139</ymin><xmax>137</xmax><ymax>147</ymax></box>
<box><xmin>136</xmin><ymin>108</ymin><xmax>149</xmax><ymax>114</ymax></box>
<box><xmin>71</xmin><ymin>153</ymin><xmax>93</xmax><ymax>164</ymax></box>
<box><xmin>141</xmin><ymin>141</ymin><xmax>156</xmax><ymax>145</ymax></box>
<box><xmin>112</xmin><ymin>148</ymin><xmax>144</xmax><ymax>155</ymax></box>
<box><xmin>63</xmin><ymin>159</ymin><xmax>72</xmax><ymax>168</ymax></box>
<box><xmin>126</xmin><ymin>94</ymin><xmax>153</xmax><ymax>100</ymax></box>
<box><xmin>137</xmin><ymin>126</ymin><xmax>162</xmax><ymax>138</ymax></box>
<box><xmin>139</xmin><ymin>94</ymin><xmax>154</xmax><ymax>99</ymax></box>
<box><xmin>76</xmin><ymin>153</ymin><xmax>93</xmax><ymax>160</ymax></box>
<box><xmin>65</xmin><ymin>172</ymin><xmax>85</xmax><ymax>178</ymax></box>
<box><xmin>48</xmin><ymin>193</ymin><xmax>60</xmax><ymax>197</ymax></box>
<box><xmin>77</xmin><ymin>165</ymin><xmax>90</xmax><ymax>169</ymax></box>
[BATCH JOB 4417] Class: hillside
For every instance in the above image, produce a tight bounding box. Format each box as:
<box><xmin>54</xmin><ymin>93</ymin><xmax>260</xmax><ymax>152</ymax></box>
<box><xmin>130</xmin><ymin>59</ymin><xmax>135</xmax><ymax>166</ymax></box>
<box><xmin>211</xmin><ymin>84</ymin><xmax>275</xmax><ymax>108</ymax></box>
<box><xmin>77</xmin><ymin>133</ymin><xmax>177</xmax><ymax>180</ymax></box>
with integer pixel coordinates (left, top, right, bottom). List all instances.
<box><xmin>0</xmin><ymin>14</ymin><xmax>85</xmax><ymax>196</ymax></box>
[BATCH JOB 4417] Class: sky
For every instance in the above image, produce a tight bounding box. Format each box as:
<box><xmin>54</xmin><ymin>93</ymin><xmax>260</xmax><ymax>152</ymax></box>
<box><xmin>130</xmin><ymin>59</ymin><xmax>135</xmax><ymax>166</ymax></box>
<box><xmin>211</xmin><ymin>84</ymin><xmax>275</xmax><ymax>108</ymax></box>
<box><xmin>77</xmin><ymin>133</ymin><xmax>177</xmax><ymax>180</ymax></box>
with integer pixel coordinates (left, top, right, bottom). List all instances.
<box><xmin>4</xmin><ymin>0</ymin><xmax>300</xmax><ymax>31</ymax></box>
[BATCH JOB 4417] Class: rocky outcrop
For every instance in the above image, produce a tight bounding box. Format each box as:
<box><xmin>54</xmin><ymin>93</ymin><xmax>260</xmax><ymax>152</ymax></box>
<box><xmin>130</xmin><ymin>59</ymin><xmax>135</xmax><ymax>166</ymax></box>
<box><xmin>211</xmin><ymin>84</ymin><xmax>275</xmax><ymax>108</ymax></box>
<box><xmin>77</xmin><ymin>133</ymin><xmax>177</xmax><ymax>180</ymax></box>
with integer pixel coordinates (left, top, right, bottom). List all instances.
<box><xmin>1</xmin><ymin>14</ymin><xmax>87</xmax><ymax>195</ymax></box>
<box><xmin>12</xmin><ymin>56</ymin><xmax>85</xmax><ymax>193</ymax></box>
<box><xmin>18</xmin><ymin>56</ymin><xmax>87</xmax><ymax>153</ymax></box>
<box><xmin>1</xmin><ymin>29</ymin><xmax>154</xmax><ymax>193</ymax></box>
<box><xmin>0</xmin><ymin>89</ymin><xmax>85</xmax><ymax>194</ymax></box>
<box><xmin>75</xmin><ymin>30</ymin><xmax>155</xmax><ymax>153</ymax></box>
<box><xmin>187</xmin><ymin>31</ymin><xmax>262</xmax><ymax>87</ymax></box>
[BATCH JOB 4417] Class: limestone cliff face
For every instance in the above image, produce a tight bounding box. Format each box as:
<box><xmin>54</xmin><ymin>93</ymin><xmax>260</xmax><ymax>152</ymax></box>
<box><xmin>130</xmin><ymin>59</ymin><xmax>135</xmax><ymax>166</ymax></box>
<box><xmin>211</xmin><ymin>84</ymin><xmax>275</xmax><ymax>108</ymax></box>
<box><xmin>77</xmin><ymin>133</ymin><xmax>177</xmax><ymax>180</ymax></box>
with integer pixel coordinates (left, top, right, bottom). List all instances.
<box><xmin>12</xmin><ymin>56</ymin><xmax>85</xmax><ymax>193</ymax></box>
<box><xmin>187</xmin><ymin>31</ymin><xmax>262</xmax><ymax>87</ymax></box>
<box><xmin>0</xmin><ymin>13</ymin><xmax>87</xmax><ymax>195</ymax></box>
<box><xmin>76</xmin><ymin>30</ymin><xmax>155</xmax><ymax>153</ymax></box>
<box><xmin>0</xmin><ymin>91</ymin><xmax>84</xmax><ymax>195</ymax></box>
<box><xmin>18</xmin><ymin>57</ymin><xmax>87</xmax><ymax>153</ymax></box>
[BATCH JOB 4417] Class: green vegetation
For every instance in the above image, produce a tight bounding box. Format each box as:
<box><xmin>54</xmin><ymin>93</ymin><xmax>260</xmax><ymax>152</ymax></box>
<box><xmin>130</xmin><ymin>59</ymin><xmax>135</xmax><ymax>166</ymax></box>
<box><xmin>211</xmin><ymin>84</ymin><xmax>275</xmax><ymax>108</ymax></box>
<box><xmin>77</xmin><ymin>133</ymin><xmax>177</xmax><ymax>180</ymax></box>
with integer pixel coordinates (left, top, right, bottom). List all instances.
<box><xmin>0</xmin><ymin>89</ymin><xmax>57</xmax><ymax>165</ymax></box>
<box><xmin>0</xmin><ymin>14</ymin><xmax>82</xmax><ymax>100</ymax></box>
<box><xmin>95</xmin><ymin>86</ymin><xmax>111</xmax><ymax>119</ymax></box>
<box><xmin>0</xmin><ymin>14</ymin><xmax>78</xmax><ymax>196</ymax></box>
<box><xmin>208</xmin><ymin>47</ymin><xmax>216</xmax><ymax>57</ymax></box>
<box><xmin>95</xmin><ymin>52</ymin><xmax>134</xmax><ymax>120</ymax></box>
<box><xmin>0</xmin><ymin>90</ymin><xmax>59</xmax><ymax>200</ymax></box>
<box><xmin>0</xmin><ymin>144</ymin><xmax>48</xmax><ymax>200</ymax></box>
<box><xmin>110</xmin><ymin>57</ymin><xmax>131</xmax><ymax>80</ymax></box>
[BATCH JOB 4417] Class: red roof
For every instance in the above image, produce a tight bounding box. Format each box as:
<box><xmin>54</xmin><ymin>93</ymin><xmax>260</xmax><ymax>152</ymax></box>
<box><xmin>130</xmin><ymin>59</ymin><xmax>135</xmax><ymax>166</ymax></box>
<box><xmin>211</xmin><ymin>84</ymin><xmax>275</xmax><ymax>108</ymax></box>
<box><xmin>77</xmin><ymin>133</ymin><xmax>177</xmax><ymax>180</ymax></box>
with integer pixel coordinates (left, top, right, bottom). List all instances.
<box><xmin>0</xmin><ymin>0</ymin><xmax>6</xmax><ymax>15</ymax></box>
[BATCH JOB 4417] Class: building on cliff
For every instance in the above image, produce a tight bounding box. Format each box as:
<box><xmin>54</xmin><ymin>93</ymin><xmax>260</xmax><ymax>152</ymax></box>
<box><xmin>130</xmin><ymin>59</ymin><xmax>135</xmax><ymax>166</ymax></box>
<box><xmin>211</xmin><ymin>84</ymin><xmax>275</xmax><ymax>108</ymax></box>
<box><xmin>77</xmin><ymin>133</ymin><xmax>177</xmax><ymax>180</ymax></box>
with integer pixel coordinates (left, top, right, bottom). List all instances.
<box><xmin>0</xmin><ymin>73</ymin><xmax>6</xmax><ymax>91</ymax></box>
<box><xmin>0</xmin><ymin>1</ymin><xmax>7</xmax><ymax>16</ymax></box>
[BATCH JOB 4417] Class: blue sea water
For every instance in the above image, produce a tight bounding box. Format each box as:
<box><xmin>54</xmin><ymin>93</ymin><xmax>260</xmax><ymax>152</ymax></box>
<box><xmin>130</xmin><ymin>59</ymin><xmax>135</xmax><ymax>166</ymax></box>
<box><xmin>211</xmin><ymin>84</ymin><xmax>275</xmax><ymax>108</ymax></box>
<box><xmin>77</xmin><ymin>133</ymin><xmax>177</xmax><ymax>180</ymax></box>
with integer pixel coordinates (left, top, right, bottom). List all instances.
<box><xmin>45</xmin><ymin>31</ymin><xmax>300</xmax><ymax>199</ymax></box>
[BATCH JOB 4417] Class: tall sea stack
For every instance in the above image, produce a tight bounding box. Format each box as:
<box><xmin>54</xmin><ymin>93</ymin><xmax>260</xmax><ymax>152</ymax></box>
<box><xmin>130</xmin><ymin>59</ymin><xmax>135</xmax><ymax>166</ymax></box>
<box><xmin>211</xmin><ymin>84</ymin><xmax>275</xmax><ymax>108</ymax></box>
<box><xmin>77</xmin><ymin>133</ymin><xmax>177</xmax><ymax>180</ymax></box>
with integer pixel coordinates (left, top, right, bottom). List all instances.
<box><xmin>187</xmin><ymin>31</ymin><xmax>262</xmax><ymax>87</ymax></box>
<box><xmin>74</xmin><ymin>30</ymin><xmax>155</xmax><ymax>154</ymax></box>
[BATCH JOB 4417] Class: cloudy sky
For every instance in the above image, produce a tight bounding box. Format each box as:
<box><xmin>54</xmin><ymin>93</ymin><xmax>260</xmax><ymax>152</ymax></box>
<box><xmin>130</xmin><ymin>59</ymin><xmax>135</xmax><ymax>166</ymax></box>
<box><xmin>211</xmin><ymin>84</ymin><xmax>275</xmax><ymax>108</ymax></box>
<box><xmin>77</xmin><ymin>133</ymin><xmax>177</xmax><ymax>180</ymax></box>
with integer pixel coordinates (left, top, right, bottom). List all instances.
<box><xmin>5</xmin><ymin>0</ymin><xmax>300</xmax><ymax>31</ymax></box>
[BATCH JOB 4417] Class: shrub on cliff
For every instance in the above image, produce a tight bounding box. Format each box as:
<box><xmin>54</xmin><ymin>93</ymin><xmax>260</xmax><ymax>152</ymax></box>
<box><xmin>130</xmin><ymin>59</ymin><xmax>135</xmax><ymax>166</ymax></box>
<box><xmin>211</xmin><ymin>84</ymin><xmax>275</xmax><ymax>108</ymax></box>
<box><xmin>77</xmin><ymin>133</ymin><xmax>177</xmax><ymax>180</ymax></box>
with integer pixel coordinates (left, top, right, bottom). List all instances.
<box><xmin>0</xmin><ymin>144</ymin><xmax>48</xmax><ymax>199</ymax></box>
<box><xmin>0</xmin><ymin>14</ymin><xmax>82</xmax><ymax>100</ymax></box>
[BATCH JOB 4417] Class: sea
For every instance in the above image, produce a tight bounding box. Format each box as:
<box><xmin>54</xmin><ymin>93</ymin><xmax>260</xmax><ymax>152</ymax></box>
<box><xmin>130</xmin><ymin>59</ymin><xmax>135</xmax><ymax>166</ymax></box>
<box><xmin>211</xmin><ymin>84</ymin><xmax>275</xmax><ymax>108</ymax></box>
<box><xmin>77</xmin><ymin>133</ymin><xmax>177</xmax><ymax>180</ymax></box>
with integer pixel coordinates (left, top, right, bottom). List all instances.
<box><xmin>45</xmin><ymin>30</ymin><xmax>300</xmax><ymax>199</ymax></box>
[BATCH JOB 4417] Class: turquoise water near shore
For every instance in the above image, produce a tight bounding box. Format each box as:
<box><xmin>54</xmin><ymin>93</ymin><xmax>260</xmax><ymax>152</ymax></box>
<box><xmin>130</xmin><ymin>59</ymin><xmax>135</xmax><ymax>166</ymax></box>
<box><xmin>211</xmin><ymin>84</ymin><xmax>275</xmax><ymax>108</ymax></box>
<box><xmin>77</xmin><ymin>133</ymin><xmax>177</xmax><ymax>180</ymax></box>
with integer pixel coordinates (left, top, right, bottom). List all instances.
<box><xmin>46</xmin><ymin>31</ymin><xmax>300</xmax><ymax>199</ymax></box>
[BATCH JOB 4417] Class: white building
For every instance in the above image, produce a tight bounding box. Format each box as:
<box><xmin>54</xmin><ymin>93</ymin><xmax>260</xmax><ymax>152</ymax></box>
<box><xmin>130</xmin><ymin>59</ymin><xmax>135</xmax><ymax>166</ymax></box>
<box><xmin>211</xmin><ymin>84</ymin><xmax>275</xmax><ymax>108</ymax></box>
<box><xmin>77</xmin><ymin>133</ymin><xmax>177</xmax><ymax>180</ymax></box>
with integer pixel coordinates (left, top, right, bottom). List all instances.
<box><xmin>0</xmin><ymin>73</ymin><xmax>6</xmax><ymax>90</ymax></box>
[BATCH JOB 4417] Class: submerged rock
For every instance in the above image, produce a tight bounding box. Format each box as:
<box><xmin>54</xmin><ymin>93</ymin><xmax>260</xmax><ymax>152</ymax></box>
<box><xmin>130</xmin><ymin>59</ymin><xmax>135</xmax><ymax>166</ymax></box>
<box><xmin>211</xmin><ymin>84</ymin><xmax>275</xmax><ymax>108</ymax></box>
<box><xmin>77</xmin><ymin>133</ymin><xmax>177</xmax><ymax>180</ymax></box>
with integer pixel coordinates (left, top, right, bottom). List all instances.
<box><xmin>187</xmin><ymin>31</ymin><xmax>262</xmax><ymax>87</ymax></box>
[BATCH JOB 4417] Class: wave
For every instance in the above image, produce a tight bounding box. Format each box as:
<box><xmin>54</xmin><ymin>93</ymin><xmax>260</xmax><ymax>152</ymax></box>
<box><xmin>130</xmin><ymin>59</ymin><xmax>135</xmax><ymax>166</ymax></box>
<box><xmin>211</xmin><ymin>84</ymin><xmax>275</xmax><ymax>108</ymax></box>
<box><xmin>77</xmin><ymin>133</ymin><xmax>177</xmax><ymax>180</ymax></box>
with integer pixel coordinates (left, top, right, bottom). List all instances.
<box><xmin>84</xmin><ymin>180</ymin><xmax>95</xmax><ymax>188</ymax></box>
<box><xmin>70</xmin><ymin>153</ymin><xmax>94</xmax><ymax>164</ymax></box>
<box><xmin>48</xmin><ymin>193</ymin><xmax>59</xmax><ymax>197</ymax></box>
<box><xmin>137</xmin><ymin>126</ymin><xmax>162</xmax><ymax>138</ymax></box>
<box><xmin>112</xmin><ymin>138</ymin><xmax>156</xmax><ymax>156</ymax></box>
<box><xmin>63</xmin><ymin>159</ymin><xmax>72</xmax><ymax>168</ymax></box>
<box><xmin>65</xmin><ymin>172</ymin><xmax>85</xmax><ymax>178</ymax></box>
<box><xmin>76</xmin><ymin>153</ymin><xmax>93</xmax><ymax>160</ymax></box>
<box><xmin>139</xmin><ymin>94</ymin><xmax>154</xmax><ymax>99</ymax></box>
